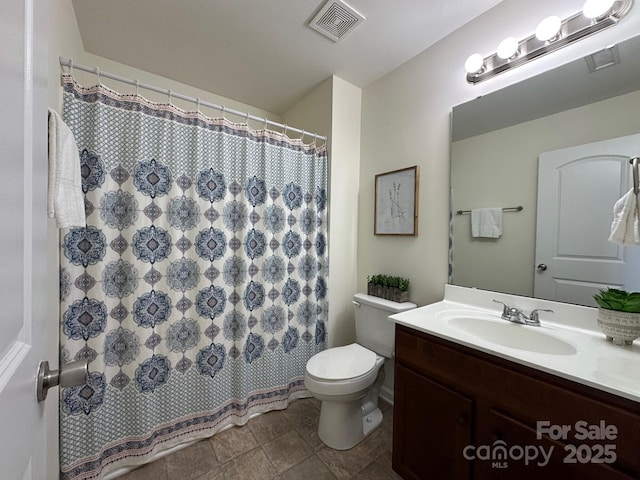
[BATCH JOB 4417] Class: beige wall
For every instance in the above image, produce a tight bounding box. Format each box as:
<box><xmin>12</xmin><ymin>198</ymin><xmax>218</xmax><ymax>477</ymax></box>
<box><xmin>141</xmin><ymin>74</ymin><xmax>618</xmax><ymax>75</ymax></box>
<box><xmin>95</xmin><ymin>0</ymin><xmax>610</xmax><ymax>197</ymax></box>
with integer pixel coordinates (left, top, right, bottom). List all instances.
<box><xmin>358</xmin><ymin>0</ymin><xmax>640</xmax><ymax>308</ymax></box>
<box><xmin>451</xmin><ymin>89</ymin><xmax>640</xmax><ymax>297</ymax></box>
<box><xmin>326</xmin><ymin>77</ymin><xmax>362</xmax><ymax>347</ymax></box>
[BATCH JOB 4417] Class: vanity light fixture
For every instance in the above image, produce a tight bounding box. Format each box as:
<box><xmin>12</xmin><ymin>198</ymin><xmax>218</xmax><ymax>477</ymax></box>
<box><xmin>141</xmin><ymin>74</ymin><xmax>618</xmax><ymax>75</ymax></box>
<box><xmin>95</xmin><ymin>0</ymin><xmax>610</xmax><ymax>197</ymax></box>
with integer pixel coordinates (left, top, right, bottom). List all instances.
<box><xmin>464</xmin><ymin>0</ymin><xmax>633</xmax><ymax>83</ymax></box>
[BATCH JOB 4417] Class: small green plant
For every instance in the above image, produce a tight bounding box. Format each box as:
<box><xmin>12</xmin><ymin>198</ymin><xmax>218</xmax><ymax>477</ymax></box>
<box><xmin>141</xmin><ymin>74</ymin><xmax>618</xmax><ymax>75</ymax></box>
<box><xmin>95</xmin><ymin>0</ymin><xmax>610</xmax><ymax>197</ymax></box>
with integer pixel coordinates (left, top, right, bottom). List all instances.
<box><xmin>593</xmin><ymin>288</ymin><xmax>640</xmax><ymax>313</ymax></box>
<box><xmin>368</xmin><ymin>274</ymin><xmax>410</xmax><ymax>292</ymax></box>
<box><xmin>397</xmin><ymin>278</ymin><xmax>410</xmax><ymax>292</ymax></box>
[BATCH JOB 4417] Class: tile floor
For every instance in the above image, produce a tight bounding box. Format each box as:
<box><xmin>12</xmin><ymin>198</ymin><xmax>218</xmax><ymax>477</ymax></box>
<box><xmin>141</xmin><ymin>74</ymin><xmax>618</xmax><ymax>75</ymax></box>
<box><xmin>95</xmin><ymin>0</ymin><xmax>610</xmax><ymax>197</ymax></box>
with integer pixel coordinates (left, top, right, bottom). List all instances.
<box><xmin>118</xmin><ymin>398</ymin><xmax>400</xmax><ymax>480</ymax></box>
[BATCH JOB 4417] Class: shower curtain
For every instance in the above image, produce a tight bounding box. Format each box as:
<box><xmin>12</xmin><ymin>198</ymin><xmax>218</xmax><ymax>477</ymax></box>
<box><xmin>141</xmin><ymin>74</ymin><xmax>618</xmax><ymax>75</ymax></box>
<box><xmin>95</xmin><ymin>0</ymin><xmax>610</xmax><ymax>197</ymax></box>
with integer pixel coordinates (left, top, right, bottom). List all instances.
<box><xmin>58</xmin><ymin>75</ymin><xmax>328</xmax><ymax>480</ymax></box>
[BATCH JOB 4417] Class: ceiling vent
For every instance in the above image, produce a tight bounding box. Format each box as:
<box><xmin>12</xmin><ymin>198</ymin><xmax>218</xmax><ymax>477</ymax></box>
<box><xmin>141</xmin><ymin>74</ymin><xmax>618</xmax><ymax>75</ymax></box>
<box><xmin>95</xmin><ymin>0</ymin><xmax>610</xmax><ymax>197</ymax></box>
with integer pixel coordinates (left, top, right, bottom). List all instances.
<box><xmin>309</xmin><ymin>0</ymin><xmax>365</xmax><ymax>42</ymax></box>
<box><xmin>585</xmin><ymin>45</ymin><xmax>621</xmax><ymax>73</ymax></box>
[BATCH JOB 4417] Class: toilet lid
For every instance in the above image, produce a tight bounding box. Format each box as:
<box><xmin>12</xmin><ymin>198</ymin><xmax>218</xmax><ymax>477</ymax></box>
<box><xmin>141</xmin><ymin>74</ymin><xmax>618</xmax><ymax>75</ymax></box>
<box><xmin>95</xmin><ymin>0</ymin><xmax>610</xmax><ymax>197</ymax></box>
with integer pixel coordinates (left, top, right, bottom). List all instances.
<box><xmin>306</xmin><ymin>343</ymin><xmax>377</xmax><ymax>381</ymax></box>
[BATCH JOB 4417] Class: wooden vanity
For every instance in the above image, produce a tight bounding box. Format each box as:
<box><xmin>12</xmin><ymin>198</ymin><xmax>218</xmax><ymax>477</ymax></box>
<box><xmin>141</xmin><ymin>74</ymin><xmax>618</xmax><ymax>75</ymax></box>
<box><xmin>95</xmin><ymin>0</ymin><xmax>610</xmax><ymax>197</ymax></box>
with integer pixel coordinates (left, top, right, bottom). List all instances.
<box><xmin>392</xmin><ymin>324</ymin><xmax>640</xmax><ymax>479</ymax></box>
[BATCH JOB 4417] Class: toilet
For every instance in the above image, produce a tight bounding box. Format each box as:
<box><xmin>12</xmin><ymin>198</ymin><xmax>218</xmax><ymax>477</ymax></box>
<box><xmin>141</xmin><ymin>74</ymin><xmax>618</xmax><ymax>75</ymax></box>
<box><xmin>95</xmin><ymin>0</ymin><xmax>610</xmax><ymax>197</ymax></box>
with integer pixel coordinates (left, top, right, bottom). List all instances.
<box><xmin>304</xmin><ymin>293</ymin><xmax>417</xmax><ymax>450</ymax></box>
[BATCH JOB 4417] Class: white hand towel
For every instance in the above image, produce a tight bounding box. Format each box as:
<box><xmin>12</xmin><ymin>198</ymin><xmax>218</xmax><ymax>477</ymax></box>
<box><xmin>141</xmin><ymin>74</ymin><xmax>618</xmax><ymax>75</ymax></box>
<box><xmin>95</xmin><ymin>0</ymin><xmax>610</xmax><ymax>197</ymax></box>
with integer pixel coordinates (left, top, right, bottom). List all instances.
<box><xmin>608</xmin><ymin>189</ymin><xmax>640</xmax><ymax>246</ymax></box>
<box><xmin>48</xmin><ymin>109</ymin><xmax>86</xmax><ymax>228</ymax></box>
<box><xmin>471</xmin><ymin>208</ymin><xmax>503</xmax><ymax>238</ymax></box>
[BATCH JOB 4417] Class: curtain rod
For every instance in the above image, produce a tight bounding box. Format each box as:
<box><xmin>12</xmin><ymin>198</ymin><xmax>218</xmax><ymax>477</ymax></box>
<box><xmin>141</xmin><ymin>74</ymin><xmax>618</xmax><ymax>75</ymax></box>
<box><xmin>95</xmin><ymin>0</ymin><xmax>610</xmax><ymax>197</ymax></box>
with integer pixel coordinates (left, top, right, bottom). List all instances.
<box><xmin>58</xmin><ymin>57</ymin><xmax>327</xmax><ymax>142</ymax></box>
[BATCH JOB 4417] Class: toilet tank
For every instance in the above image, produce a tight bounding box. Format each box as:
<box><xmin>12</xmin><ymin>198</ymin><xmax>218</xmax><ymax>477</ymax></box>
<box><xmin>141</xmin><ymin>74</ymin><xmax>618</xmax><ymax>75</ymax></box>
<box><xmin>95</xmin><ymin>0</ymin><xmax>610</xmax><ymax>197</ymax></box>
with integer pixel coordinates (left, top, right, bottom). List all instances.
<box><xmin>353</xmin><ymin>293</ymin><xmax>417</xmax><ymax>358</ymax></box>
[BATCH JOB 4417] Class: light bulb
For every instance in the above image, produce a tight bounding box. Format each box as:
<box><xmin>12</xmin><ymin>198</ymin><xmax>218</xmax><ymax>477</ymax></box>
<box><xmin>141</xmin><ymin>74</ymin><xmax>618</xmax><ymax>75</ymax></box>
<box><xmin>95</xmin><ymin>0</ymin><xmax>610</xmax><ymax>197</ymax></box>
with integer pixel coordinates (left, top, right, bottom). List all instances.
<box><xmin>497</xmin><ymin>37</ymin><xmax>519</xmax><ymax>60</ymax></box>
<box><xmin>583</xmin><ymin>0</ymin><xmax>615</xmax><ymax>18</ymax></box>
<box><xmin>536</xmin><ymin>16</ymin><xmax>562</xmax><ymax>42</ymax></box>
<box><xmin>464</xmin><ymin>53</ymin><xmax>484</xmax><ymax>74</ymax></box>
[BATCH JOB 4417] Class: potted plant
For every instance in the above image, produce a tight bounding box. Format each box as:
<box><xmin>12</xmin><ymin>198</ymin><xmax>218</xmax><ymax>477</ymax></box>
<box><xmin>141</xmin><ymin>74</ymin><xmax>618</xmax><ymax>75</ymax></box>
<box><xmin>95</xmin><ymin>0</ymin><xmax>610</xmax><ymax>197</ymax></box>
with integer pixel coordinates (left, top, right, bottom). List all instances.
<box><xmin>593</xmin><ymin>288</ymin><xmax>640</xmax><ymax>345</ymax></box>
<box><xmin>367</xmin><ymin>274</ymin><xmax>410</xmax><ymax>302</ymax></box>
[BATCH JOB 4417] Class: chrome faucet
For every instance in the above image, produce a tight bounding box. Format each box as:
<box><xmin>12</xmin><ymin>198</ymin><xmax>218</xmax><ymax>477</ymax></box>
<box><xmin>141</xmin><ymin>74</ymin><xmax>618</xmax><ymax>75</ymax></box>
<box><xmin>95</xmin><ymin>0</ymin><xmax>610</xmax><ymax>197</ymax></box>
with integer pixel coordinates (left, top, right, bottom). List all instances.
<box><xmin>492</xmin><ymin>300</ymin><xmax>553</xmax><ymax>327</ymax></box>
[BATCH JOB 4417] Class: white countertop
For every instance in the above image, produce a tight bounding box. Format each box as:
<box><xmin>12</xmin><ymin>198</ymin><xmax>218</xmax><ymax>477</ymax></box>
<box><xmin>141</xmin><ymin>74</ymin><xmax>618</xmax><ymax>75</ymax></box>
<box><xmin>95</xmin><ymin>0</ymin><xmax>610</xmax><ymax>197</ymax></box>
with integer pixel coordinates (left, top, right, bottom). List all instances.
<box><xmin>390</xmin><ymin>285</ymin><xmax>640</xmax><ymax>403</ymax></box>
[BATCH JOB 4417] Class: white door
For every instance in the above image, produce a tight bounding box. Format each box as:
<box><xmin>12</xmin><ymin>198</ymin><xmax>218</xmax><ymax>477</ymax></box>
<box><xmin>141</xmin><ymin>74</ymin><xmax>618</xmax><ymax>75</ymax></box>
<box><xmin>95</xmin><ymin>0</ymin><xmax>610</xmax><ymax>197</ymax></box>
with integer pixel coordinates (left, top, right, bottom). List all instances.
<box><xmin>535</xmin><ymin>134</ymin><xmax>640</xmax><ymax>306</ymax></box>
<box><xmin>0</xmin><ymin>0</ymin><xmax>56</xmax><ymax>479</ymax></box>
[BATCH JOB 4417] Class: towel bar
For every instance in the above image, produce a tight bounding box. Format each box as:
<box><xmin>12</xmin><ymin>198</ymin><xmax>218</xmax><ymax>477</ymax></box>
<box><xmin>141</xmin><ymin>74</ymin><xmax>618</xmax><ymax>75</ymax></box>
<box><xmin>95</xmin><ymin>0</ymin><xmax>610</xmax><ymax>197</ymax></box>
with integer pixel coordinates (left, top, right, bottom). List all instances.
<box><xmin>456</xmin><ymin>205</ymin><xmax>523</xmax><ymax>215</ymax></box>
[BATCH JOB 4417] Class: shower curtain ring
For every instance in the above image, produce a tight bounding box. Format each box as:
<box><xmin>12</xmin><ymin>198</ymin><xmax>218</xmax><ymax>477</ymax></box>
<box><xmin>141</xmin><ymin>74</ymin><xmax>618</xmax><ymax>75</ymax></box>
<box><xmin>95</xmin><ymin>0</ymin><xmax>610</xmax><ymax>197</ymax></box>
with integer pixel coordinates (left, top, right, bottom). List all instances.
<box><xmin>196</xmin><ymin>97</ymin><xmax>201</xmax><ymax>114</ymax></box>
<box><xmin>68</xmin><ymin>59</ymin><xmax>74</xmax><ymax>75</ymax></box>
<box><xmin>284</xmin><ymin>124</ymin><xmax>288</xmax><ymax>137</ymax></box>
<box><xmin>168</xmin><ymin>89</ymin><xmax>173</xmax><ymax>105</ymax></box>
<box><xmin>245</xmin><ymin>112</ymin><xmax>250</xmax><ymax>125</ymax></box>
<box><xmin>301</xmin><ymin>129</ymin><xmax>306</xmax><ymax>142</ymax></box>
<box><xmin>135</xmin><ymin>79</ymin><xmax>140</xmax><ymax>96</ymax></box>
<box><xmin>96</xmin><ymin>67</ymin><xmax>101</xmax><ymax>86</ymax></box>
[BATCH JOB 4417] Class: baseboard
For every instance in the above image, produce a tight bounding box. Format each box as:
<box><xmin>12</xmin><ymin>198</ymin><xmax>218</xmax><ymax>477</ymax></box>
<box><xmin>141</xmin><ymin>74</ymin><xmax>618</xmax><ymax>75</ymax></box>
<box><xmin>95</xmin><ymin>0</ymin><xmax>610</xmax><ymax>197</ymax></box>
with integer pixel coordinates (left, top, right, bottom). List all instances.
<box><xmin>379</xmin><ymin>385</ymin><xmax>394</xmax><ymax>406</ymax></box>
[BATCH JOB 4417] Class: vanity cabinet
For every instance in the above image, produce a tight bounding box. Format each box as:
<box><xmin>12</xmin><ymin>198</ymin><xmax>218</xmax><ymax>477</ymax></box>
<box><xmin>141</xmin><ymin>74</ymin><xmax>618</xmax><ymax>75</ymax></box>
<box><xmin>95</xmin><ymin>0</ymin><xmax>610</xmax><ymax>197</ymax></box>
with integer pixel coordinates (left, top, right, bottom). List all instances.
<box><xmin>393</xmin><ymin>324</ymin><xmax>640</xmax><ymax>480</ymax></box>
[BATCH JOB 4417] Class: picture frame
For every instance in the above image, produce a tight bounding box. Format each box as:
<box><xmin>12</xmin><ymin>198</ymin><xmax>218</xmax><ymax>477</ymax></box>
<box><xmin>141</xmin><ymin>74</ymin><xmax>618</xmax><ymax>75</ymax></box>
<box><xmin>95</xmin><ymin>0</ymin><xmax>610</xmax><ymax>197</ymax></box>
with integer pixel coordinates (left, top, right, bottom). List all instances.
<box><xmin>374</xmin><ymin>165</ymin><xmax>419</xmax><ymax>236</ymax></box>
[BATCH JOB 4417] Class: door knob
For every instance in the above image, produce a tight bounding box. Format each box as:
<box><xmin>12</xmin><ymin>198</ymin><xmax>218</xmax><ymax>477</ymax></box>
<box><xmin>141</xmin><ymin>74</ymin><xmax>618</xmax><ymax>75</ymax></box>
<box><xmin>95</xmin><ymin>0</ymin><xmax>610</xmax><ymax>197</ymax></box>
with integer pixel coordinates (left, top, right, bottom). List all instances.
<box><xmin>36</xmin><ymin>359</ymin><xmax>88</xmax><ymax>402</ymax></box>
<box><xmin>537</xmin><ymin>263</ymin><xmax>548</xmax><ymax>272</ymax></box>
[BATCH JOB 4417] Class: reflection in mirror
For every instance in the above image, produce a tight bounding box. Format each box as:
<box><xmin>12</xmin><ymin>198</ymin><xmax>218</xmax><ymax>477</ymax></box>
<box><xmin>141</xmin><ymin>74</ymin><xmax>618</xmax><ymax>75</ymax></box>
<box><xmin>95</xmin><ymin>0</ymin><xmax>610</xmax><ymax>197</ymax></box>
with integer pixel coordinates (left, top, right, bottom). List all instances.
<box><xmin>450</xmin><ymin>35</ymin><xmax>640</xmax><ymax>306</ymax></box>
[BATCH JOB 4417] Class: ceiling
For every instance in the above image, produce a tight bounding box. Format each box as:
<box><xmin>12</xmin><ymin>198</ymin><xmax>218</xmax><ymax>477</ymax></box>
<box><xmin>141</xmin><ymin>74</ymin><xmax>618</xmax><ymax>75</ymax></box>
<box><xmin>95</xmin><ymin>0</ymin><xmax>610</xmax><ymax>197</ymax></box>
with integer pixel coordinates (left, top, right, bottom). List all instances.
<box><xmin>71</xmin><ymin>0</ymin><xmax>503</xmax><ymax>114</ymax></box>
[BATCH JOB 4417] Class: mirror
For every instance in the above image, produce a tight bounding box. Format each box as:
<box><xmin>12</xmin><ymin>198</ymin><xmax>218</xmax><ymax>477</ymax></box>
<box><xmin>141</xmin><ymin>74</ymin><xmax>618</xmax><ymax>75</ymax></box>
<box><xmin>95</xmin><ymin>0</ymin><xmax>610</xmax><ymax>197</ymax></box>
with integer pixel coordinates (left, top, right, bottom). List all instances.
<box><xmin>450</xmin><ymin>34</ymin><xmax>640</xmax><ymax>305</ymax></box>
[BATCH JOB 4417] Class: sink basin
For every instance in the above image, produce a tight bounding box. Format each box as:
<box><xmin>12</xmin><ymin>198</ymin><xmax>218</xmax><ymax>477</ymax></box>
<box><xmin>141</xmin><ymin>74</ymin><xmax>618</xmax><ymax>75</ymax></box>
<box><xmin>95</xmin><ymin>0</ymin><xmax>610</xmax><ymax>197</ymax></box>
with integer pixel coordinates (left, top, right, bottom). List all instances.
<box><xmin>447</xmin><ymin>316</ymin><xmax>577</xmax><ymax>356</ymax></box>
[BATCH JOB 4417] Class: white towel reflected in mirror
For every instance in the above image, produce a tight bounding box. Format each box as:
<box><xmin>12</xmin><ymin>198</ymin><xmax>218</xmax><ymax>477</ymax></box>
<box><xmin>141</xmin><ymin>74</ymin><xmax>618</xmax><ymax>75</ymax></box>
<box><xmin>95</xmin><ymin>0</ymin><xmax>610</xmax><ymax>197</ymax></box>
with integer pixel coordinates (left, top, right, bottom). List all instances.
<box><xmin>471</xmin><ymin>208</ymin><xmax>503</xmax><ymax>238</ymax></box>
<box><xmin>609</xmin><ymin>189</ymin><xmax>640</xmax><ymax>246</ymax></box>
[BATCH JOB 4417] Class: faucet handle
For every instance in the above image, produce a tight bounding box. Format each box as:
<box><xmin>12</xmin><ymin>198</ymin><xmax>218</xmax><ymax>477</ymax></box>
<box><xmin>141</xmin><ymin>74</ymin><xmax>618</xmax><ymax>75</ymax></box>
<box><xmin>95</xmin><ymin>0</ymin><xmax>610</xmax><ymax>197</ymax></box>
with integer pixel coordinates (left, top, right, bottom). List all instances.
<box><xmin>492</xmin><ymin>300</ymin><xmax>511</xmax><ymax>318</ymax></box>
<box><xmin>528</xmin><ymin>308</ymin><xmax>554</xmax><ymax>324</ymax></box>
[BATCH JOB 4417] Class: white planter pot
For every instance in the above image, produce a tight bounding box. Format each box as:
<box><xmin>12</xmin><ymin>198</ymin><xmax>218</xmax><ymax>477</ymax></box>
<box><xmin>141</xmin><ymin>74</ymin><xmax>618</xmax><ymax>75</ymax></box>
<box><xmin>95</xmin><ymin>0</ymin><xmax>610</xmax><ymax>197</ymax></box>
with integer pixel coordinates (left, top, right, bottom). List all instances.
<box><xmin>597</xmin><ymin>307</ymin><xmax>640</xmax><ymax>346</ymax></box>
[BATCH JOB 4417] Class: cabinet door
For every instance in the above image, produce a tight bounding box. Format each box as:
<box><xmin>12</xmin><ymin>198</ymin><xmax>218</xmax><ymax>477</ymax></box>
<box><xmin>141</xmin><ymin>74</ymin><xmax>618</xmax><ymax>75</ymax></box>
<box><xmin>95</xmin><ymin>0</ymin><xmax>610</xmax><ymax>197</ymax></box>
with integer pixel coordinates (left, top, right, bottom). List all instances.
<box><xmin>475</xmin><ymin>409</ymin><xmax>635</xmax><ymax>480</ymax></box>
<box><xmin>393</xmin><ymin>364</ymin><xmax>473</xmax><ymax>480</ymax></box>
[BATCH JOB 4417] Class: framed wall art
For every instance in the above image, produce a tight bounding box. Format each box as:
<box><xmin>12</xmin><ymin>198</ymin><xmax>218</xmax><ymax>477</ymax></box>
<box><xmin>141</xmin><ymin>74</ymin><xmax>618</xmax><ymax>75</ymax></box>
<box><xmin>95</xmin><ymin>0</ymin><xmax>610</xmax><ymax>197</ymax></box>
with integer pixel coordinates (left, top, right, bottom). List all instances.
<box><xmin>374</xmin><ymin>165</ymin><xmax>419</xmax><ymax>236</ymax></box>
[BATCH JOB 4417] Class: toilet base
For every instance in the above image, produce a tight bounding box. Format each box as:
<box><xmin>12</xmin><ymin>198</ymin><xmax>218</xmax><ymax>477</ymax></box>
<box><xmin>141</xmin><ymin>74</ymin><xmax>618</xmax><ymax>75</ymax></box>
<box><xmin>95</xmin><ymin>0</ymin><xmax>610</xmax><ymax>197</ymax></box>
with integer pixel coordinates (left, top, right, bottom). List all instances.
<box><xmin>316</xmin><ymin>363</ymin><xmax>385</xmax><ymax>450</ymax></box>
<box><xmin>317</xmin><ymin>400</ymin><xmax>384</xmax><ymax>450</ymax></box>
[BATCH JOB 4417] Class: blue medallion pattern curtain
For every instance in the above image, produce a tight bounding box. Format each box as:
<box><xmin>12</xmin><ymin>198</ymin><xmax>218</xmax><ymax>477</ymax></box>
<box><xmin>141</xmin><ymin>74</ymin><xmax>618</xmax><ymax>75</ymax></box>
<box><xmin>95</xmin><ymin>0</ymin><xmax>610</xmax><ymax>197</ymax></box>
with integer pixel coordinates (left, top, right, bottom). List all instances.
<box><xmin>58</xmin><ymin>76</ymin><xmax>328</xmax><ymax>480</ymax></box>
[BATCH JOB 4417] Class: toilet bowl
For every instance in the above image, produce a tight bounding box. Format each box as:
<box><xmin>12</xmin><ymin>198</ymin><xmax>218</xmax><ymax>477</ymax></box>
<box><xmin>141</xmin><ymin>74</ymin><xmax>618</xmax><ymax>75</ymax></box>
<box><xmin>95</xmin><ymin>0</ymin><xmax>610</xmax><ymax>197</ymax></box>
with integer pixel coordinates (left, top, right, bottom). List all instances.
<box><xmin>305</xmin><ymin>343</ymin><xmax>385</xmax><ymax>450</ymax></box>
<box><xmin>304</xmin><ymin>293</ymin><xmax>416</xmax><ymax>450</ymax></box>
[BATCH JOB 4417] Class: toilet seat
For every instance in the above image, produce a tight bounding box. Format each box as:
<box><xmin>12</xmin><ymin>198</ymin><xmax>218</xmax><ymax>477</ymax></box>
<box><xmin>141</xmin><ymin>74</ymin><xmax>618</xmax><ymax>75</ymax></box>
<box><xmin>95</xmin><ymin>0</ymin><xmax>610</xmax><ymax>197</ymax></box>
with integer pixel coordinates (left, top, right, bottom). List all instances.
<box><xmin>305</xmin><ymin>343</ymin><xmax>383</xmax><ymax>397</ymax></box>
<box><xmin>306</xmin><ymin>343</ymin><xmax>377</xmax><ymax>381</ymax></box>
